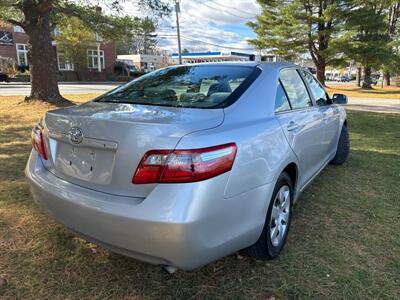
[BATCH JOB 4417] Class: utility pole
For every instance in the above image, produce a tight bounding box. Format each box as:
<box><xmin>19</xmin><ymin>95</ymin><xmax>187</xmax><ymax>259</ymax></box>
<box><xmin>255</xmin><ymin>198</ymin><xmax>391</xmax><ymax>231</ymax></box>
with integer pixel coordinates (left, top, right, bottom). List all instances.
<box><xmin>175</xmin><ymin>0</ymin><xmax>182</xmax><ymax>64</ymax></box>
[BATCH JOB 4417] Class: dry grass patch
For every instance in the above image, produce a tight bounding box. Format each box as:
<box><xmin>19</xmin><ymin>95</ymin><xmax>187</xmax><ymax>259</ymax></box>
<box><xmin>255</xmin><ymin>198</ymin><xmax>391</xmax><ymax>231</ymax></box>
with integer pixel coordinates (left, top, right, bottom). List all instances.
<box><xmin>0</xmin><ymin>95</ymin><xmax>399</xmax><ymax>299</ymax></box>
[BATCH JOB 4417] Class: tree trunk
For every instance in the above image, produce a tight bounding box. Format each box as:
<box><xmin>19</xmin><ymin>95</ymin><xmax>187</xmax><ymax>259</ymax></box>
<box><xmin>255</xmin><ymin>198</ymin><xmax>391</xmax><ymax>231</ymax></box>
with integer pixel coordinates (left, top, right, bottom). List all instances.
<box><xmin>23</xmin><ymin>7</ymin><xmax>69</xmax><ymax>104</ymax></box>
<box><xmin>362</xmin><ymin>66</ymin><xmax>372</xmax><ymax>89</ymax></box>
<box><xmin>384</xmin><ymin>72</ymin><xmax>391</xmax><ymax>86</ymax></box>
<box><xmin>316</xmin><ymin>61</ymin><xmax>326</xmax><ymax>86</ymax></box>
<box><xmin>356</xmin><ymin>67</ymin><xmax>362</xmax><ymax>87</ymax></box>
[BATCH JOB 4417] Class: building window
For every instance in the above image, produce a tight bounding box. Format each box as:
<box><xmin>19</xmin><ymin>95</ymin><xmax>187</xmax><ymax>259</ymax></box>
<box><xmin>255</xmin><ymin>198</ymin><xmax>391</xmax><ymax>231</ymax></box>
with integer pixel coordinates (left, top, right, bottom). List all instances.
<box><xmin>57</xmin><ymin>53</ymin><xmax>74</xmax><ymax>71</ymax></box>
<box><xmin>87</xmin><ymin>49</ymin><xmax>105</xmax><ymax>69</ymax></box>
<box><xmin>14</xmin><ymin>26</ymin><xmax>25</xmax><ymax>33</ymax></box>
<box><xmin>16</xmin><ymin>43</ymin><xmax>29</xmax><ymax>66</ymax></box>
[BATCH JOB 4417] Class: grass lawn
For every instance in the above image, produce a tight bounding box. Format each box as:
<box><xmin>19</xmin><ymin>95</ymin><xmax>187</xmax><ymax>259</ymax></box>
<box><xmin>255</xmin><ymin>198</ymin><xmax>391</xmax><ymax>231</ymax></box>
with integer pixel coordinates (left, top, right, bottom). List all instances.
<box><xmin>0</xmin><ymin>95</ymin><xmax>399</xmax><ymax>299</ymax></box>
<box><xmin>326</xmin><ymin>84</ymin><xmax>400</xmax><ymax>99</ymax></box>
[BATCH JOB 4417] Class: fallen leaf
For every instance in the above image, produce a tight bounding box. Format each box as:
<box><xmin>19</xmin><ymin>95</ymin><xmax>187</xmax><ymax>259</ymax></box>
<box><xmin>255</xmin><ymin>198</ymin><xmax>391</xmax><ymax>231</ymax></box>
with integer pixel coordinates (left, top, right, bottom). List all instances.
<box><xmin>236</xmin><ymin>252</ymin><xmax>244</xmax><ymax>260</ymax></box>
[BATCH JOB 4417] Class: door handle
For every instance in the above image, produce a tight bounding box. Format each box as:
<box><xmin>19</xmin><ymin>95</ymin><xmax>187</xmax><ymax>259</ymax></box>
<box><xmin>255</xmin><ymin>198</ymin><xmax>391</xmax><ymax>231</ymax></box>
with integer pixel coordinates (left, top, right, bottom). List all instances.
<box><xmin>322</xmin><ymin>112</ymin><xmax>329</xmax><ymax>120</ymax></box>
<box><xmin>287</xmin><ymin>121</ymin><xmax>299</xmax><ymax>131</ymax></box>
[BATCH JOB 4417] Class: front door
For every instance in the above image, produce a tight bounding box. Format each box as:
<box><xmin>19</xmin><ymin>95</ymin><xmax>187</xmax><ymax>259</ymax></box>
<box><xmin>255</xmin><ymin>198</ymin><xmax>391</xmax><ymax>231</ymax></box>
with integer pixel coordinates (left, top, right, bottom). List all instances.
<box><xmin>274</xmin><ymin>69</ymin><xmax>325</xmax><ymax>188</ymax></box>
<box><xmin>299</xmin><ymin>70</ymin><xmax>341</xmax><ymax>162</ymax></box>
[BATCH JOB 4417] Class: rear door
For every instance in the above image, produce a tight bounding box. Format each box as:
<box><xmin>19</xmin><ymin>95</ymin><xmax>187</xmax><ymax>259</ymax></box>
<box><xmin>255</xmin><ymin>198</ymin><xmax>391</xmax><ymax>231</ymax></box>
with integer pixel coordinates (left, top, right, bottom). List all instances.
<box><xmin>274</xmin><ymin>69</ymin><xmax>325</xmax><ymax>188</ymax></box>
<box><xmin>299</xmin><ymin>70</ymin><xmax>340</xmax><ymax>162</ymax></box>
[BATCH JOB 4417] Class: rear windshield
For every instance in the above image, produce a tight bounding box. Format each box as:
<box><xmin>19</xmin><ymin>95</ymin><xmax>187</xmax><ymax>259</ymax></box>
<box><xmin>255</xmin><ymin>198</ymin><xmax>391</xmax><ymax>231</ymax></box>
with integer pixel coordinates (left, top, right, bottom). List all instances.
<box><xmin>95</xmin><ymin>65</ymin><xmax>257</xmax><ymax>108</ymax></box>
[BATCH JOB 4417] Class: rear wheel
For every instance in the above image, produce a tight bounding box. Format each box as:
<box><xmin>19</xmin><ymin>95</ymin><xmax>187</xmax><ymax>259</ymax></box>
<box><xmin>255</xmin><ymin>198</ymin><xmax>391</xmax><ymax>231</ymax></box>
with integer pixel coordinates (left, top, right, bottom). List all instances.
<box><xmin>243</xmin><ymin>172</ymin><xmax>293</xmax><ymax>259</ymax></box>
<box><xmin>331</xmin><ymin>125</ymin><xmax>350</xmax><ymax>165</ymax></box>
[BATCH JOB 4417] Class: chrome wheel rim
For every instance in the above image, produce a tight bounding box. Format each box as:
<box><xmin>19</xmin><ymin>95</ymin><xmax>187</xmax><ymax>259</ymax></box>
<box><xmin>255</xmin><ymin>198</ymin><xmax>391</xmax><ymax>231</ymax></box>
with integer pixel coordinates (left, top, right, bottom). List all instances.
<box><xmin>270</xmin><ymin>185</ymin><xmax>291</xmax><ymax>247</ymax></box>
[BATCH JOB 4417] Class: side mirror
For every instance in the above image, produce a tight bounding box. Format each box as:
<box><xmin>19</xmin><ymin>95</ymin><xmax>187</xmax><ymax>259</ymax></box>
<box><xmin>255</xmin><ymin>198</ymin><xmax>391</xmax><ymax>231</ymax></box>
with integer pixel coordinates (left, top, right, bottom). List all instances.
<box><xmin>332</xmin><ymin>93</ymin><xmax>348</xmax><ymax>105</ymax></box>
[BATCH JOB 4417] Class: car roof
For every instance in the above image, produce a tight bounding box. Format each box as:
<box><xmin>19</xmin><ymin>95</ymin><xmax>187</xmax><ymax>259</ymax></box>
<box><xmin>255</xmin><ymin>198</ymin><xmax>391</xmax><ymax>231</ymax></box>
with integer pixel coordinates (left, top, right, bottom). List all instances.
<box><xmin>177</xmin><ymin>61</ymin><xmax>300</xmax><ymax>71</ymax></box>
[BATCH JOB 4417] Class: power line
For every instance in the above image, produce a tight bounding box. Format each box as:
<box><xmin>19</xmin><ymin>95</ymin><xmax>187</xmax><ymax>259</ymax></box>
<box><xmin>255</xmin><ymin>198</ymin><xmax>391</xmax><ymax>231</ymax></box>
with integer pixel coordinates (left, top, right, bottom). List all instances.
<box><xmin>205</xmin><ymin>0</ymin><xmax>256</xmax><ymax>17</ymax></box>
<box><xmin>199</xmin><ymin>1</ymin><xmax>255</xmax><ymax>20</ymax></box>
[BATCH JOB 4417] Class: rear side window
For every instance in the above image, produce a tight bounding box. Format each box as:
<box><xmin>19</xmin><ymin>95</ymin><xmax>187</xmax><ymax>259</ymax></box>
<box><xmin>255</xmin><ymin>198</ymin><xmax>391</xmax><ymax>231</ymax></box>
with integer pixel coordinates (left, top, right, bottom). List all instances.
<box><xmin>95</xmin><ymin>65</ymin><xmax>257</xmax><ymax>108</ymax></box>
<box><xmin>274</xmin><ymin>81</ymin><xmax>291</xmax><ymax>112</ymax></box>
<box><xmin>300</xmin><ymin>70</ymin><xmax>329</xmax><ymax>106</ymax></box>
<box><xmin>280</xmin><ymin>69</ymin><xmax>312</xmax><ymax>109</ymax></box>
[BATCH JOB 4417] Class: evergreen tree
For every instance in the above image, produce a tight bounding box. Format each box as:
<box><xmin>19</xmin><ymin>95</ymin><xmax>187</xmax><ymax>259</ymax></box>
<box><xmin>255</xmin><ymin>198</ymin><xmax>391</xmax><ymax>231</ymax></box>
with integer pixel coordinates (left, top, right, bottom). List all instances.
<box><xmin>382</xmin><ymin>2</ymin><xmax>400</xmax><ymax>85</ymax></box>
<box><xmin>342</xmin><ymin>0</ymin><xmax>393</xmax><ymax>89</ymax></box>
<box><xmin>248</xmin><ymin>0</ymin><xmax>347</xmax><ymax>85</ymax></box>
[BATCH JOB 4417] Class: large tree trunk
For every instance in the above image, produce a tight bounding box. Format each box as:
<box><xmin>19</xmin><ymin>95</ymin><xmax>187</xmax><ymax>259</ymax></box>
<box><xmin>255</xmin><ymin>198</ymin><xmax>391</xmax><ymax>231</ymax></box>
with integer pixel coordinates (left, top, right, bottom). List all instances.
<box><xmin>356</xmin><ymin>67</ymin><xmax>362</xmax><ymax>87</ymax></box>
<box><xmin>23</xmin><ymin>3</ymin><xmax>69</xmax><ymax>105</ymax></box>
<box><xmin>362</xmin><ymin>66</ymin><xmax>372</xmax><ymax>89</ymax></box>
<box><xmin>384</xmin><ymin>72</ymin><xmax>391</xmax><ymax>86</ymax></box>
<box><xmin>316</xmin><ymin>61</ymin><xmax>326</xmax><ymax>86</ymax></box>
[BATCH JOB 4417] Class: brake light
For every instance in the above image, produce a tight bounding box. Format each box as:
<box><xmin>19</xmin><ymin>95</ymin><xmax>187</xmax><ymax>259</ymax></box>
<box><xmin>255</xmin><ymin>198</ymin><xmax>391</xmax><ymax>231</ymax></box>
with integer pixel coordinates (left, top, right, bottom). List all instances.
<box><xmin>133</xmin><ymin>143</ymin><xmax>237</xmax><ymax>184</ymax></box>
<box><xmin>31</xmin><ymin>124</ymin><xmax>48</xmax><ymax>160</ymax></box>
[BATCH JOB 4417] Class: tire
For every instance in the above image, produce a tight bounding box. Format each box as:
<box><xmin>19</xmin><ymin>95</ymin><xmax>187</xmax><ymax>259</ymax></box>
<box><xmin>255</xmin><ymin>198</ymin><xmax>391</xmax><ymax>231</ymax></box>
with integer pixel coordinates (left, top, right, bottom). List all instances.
<box><xmin>243</xmin><ymin>172</ymin><xmax>293</xmax><ymax>260</ymax></box>
<box><xmin>330</xmin><ymin>125</ymin><xmax>350</xmax><ymax>165</ymax></box>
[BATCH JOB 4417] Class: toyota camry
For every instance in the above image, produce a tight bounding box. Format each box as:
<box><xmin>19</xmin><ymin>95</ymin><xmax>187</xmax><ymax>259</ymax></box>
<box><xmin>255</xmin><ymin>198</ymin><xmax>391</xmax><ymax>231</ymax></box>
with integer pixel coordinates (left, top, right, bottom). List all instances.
<box><xmin>25</xmin><ymin>62</ymin><xmax>350</xmax><ymax>271</ymax></box>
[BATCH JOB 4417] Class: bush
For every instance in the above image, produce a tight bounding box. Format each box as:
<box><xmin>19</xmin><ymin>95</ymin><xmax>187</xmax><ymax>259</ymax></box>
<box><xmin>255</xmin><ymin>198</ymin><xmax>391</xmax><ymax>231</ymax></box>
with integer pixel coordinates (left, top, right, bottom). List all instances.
<box><xmin>0</xmin><ymin>56</ymin><xmax>17</xmax><ymax>76</ymax></box>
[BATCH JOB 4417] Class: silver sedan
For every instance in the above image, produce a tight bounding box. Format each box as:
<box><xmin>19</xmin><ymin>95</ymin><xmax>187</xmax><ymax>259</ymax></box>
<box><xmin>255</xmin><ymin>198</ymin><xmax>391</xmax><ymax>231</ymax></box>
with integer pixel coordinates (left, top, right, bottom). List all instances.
<box><xmin>25</xmin><ymin>62</ymin><xmax>350</xmax><ymax>271</ymax></box>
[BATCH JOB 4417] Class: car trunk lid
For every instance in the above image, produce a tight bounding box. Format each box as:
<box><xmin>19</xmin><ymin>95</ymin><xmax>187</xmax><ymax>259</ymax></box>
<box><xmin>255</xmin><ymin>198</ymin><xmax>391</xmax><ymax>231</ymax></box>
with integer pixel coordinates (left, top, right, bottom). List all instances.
<box><xmin>41</xmin><ymin>101</ymin><xmax>224</xmax><ymax>198</ymax></box>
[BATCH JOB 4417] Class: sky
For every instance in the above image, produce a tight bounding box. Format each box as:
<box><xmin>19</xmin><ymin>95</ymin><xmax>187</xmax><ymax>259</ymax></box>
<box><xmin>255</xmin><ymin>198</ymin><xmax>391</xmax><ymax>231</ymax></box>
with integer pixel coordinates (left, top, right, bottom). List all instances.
<box><xmin>124</xmin><ymin>0</ymin><xmax>261</xmax><ymax>54</ymax></box>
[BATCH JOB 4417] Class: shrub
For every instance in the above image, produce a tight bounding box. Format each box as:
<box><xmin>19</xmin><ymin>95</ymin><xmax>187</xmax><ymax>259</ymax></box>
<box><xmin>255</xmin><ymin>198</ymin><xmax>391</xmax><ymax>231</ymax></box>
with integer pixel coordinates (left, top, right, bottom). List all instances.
<box><xmin>0</xmin><ymin>56</ymin><xmax>17</xmax><ymax>76</ymax></box>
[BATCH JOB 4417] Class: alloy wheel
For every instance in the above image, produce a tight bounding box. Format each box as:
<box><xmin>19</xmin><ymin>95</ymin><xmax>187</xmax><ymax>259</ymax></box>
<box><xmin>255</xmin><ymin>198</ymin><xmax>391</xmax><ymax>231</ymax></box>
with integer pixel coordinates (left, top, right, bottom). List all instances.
<box><xmin>269</xmin><ymin>185</ymin><xmax>291</xmax><ymax>247</ymax></box>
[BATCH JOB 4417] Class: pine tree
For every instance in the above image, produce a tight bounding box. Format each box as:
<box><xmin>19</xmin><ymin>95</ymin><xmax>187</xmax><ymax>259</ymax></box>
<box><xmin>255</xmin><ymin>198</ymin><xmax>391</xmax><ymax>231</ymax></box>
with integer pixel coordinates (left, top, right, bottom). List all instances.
<box><xmin>342</xmin><ymin>0</ymin><xmax>393</xmax><ymax>89</ymax></box>
<box><xmin>248</xmin><ymin>0</ymin><xmax>346</xmax><ymax>85</ymax></box>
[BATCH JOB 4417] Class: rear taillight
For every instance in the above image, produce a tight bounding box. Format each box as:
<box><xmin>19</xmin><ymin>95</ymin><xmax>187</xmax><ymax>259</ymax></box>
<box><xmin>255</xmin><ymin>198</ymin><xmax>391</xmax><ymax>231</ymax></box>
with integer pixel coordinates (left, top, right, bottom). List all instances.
<box><xmin>31</xmin><ymin>124</ymin><xmax>48</xmax><ymax>160</ymax></box>
<box><xmin>133</xmin><ymin>143</ymin><xmax>237</xmax><ymax>184</ymax></box>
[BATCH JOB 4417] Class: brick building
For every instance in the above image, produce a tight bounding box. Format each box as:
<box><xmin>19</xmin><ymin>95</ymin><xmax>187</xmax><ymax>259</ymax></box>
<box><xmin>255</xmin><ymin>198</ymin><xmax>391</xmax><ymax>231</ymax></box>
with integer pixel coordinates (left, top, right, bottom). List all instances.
<box><xmin>0</xmin><ymin>25</ymin><xmax>116</xmax><ymax>80</ymax></box>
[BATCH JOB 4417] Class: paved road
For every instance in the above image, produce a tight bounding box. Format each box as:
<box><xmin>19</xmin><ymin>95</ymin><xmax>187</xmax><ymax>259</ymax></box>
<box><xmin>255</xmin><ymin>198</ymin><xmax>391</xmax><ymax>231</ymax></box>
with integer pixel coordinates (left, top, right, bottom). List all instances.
<box><xmin>1</xmin><ymin>82</ymin><xmax>399</xmax><ymax>113</ymax></box>
<box><xmin>347</xmin><ymin>98</ymin><xmax>400</xmax><ymax>113</ymax></box>
<box><xmin>0</xmin><ymin>82</ymin><xmax>123</xmax><ymax>95</ymax></box>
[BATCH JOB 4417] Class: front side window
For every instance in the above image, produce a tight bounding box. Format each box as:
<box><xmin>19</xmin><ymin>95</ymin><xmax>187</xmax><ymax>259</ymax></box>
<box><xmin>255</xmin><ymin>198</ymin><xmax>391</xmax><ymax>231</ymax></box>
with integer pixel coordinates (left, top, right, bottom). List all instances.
<box><xmin>16</xmin><ymin>43</ymin><xmax>28</xmax><ymax>66</ymax></box>
<box><xmin>88</xmin><ymin>49</ymin><xmax>105</xmax><ymax>69</ymax></box>
<box><xmin>95</xmin><ymin>65</ymin><xmax>257</xmax><ymax>108</ymax></box>
<box><xmin>274</xmin><ymin>81</ymin><xmax>291</xmax><ymax>112</ymax></box>
<box><xmin>300</xmin><ymin>70</ymin><xmax>329</xmax><ymax>106</ymax></box>
<box><xmin>280</xmin><ymin>69</ymin><xmax>312</xmax><ymax>109</ymax></box>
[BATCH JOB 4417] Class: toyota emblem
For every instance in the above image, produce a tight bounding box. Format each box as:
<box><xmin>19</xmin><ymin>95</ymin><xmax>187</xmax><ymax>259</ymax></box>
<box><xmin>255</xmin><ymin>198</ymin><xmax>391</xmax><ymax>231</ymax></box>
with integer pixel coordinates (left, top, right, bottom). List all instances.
<box><xmin>69</xmin><ymin>127</ymin><xmax>84</xmax><ymax>144</ymax></box>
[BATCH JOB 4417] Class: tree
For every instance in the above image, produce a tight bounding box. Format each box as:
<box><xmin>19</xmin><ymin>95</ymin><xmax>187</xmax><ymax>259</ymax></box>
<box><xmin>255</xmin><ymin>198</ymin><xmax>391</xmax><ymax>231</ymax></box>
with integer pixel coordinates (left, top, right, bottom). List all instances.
<box><xmin>341</xmin><ymin>0</ymin><xmax>393</xmax><ymax>89</ymax></box>
<box><xmin>248</xmin><ymin>0</ymin><xmax>346</xmax><ymax>85</ymax></box>
<box><xmin>116</xmin><ymin>17</ymin><xmax>158</xmax><ymax>55</ymax></box>
<box><xmin>0</xmin><ymin>0</ymin><xmax>170</xmax><ymax>104</ymax></box>
<box><xmin>382</xmin><ymin>2</ymin><xmax>400</xmax><ymax>85</ymax></box>
<box><xmin>55</xmin><ymin>17</ymin><xmax>96</xmax><ymax>80</ymax></box>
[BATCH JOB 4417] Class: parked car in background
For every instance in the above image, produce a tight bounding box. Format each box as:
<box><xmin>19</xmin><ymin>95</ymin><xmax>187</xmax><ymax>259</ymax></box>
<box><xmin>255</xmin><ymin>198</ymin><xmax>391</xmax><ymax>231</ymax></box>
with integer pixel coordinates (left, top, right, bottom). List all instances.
<box><xmin>337</xmin><ymin>75</ymin><xmax>351</xmax><ymax>82</ymax></box>
<box><xmin>0</xmin><ymin>72</ymin><xmax>9</xmax><ymax>82</ymax></box>
<box><xmin>26</xmin><ymin>62</ymin><xmax>350</xmax><ymax>271</ymax></box>
<box><xmin>325</xmin><ymin>74</ymin><xmax>335</xmax><ymax>81</ymax></box>
<box><xmin>362</xmin><ymin>76</ymin><xmax>379</xmax><ymax>85</ymax></box>
<box><xmin>114</xmin><ymin>60</ymin><xmax>139</xmax><ymax>76</ymax></box>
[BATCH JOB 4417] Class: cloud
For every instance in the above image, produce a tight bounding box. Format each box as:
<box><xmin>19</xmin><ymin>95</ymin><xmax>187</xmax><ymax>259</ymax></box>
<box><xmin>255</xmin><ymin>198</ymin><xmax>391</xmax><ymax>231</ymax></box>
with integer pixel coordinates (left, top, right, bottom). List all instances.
<box><xmin>124</xmin><ymin>0</ymin><xmax>261</xmax><ymax>53</ymax></box>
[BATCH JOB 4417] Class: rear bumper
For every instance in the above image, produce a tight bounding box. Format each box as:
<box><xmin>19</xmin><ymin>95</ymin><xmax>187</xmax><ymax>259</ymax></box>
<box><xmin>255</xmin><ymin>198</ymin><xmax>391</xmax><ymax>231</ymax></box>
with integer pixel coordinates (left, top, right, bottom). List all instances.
<box><xmin>25</xmin><ymin>150</ymin><xmax>274</xmax><ymax>270</ymax></box>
